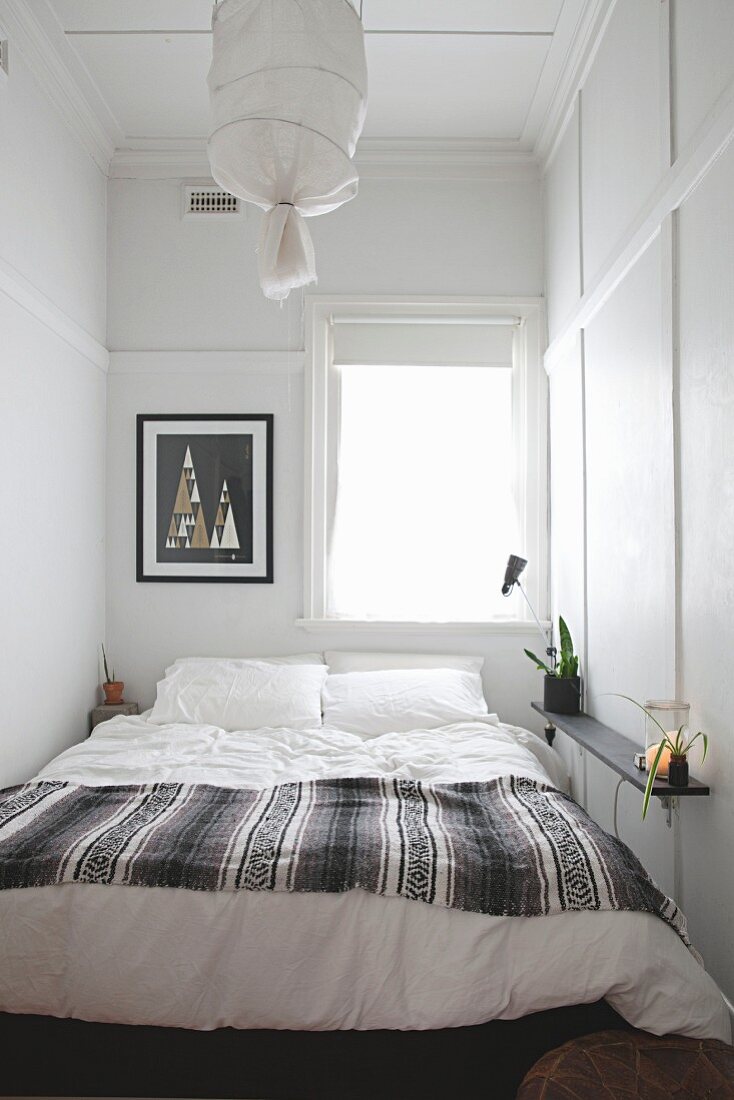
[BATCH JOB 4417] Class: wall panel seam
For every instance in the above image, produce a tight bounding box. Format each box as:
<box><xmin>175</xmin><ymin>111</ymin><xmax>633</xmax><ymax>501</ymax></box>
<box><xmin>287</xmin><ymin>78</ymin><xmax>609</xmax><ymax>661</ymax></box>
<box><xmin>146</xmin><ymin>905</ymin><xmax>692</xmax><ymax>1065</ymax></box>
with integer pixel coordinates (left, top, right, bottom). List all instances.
<box><xmin>544</xmin><ymin>75</ymin><xmax>734</xmax><ymax>375</ymax></box>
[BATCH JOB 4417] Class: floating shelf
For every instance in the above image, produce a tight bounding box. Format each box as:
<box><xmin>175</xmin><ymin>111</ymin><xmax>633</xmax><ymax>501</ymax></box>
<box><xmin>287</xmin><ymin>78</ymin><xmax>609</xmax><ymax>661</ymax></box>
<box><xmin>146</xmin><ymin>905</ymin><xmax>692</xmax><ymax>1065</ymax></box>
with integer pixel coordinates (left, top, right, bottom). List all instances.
<box><xmin>531</xmin><ymin>703</ymin><xmax>710</xmax><ymax>799</ymax></box>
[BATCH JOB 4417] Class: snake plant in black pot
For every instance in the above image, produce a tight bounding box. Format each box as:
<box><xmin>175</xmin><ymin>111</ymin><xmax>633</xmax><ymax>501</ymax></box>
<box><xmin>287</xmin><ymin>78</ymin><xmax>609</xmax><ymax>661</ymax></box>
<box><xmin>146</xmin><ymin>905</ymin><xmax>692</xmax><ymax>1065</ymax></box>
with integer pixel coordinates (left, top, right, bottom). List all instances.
<box><xmin>525</xmin><ymin>617</ymin><xmax>581</xmax><ymax>714</ymax></box>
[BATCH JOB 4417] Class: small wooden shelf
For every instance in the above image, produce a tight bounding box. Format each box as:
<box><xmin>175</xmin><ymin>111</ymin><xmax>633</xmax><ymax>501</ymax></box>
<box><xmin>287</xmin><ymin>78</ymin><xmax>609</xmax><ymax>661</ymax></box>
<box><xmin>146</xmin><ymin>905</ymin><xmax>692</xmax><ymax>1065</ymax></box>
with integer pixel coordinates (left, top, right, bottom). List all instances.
<box><xmin>531</xmin><ymin>702</ymin><xmax>710</xmax><ymax>799</ymax></box>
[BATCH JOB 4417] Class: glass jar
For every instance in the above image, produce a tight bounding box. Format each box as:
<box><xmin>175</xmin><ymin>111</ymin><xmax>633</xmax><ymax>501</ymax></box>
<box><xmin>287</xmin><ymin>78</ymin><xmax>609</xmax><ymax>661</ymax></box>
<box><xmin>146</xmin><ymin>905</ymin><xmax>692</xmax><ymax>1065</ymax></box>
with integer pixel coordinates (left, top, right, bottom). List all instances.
<box><xmin>643</xmin><ymin>700</ymin><xmax>690</xmax><ymax>777</ymax></box>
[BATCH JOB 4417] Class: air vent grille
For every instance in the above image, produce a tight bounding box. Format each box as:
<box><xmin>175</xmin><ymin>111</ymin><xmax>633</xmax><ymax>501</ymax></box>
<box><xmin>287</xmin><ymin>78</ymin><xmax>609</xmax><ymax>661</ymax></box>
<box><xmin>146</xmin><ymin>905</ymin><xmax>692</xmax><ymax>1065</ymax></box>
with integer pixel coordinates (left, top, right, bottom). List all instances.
<box><xmin>183</xmin><ymin>186</ymin><xmax>240</xmax><ymax>219</ymax></box>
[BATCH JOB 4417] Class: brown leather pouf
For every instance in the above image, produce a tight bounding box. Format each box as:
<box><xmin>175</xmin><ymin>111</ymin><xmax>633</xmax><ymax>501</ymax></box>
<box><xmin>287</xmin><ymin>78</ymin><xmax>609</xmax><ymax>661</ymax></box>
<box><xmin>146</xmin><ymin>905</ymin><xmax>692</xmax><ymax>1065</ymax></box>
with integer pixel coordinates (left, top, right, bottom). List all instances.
<box><xmin>516</xmin><ymin>1029</ymin><xmax>734</xmax><ymax>1099</ymax></box>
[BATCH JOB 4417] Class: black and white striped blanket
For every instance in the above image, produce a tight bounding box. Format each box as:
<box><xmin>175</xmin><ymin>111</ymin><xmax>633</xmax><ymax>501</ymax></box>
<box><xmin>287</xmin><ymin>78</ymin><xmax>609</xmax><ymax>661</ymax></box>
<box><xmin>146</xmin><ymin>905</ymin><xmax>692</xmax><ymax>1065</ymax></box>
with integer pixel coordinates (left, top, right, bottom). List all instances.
<box><xmin>0</xmin><ymin>776</ymin><xmax>689</xmax><ymax>945</ymax></box>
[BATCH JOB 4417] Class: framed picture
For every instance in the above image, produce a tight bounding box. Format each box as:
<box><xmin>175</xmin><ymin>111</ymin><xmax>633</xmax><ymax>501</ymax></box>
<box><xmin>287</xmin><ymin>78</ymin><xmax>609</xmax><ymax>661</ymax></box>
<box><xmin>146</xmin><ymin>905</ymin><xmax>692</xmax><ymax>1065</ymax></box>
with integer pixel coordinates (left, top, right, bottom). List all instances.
<box><xmin>137</xmin><ymin>414</ymin><xmax>273</xmax><ymax>583</ymax></box>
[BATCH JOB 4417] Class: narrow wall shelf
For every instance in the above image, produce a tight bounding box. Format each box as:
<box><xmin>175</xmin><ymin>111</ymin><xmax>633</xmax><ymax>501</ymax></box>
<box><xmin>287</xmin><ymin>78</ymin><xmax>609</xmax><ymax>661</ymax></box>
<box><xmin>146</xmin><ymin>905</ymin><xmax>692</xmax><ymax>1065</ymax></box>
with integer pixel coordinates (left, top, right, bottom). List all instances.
<box><xmin>531</xmin><ymin>703</ymin><xmax>710</xmax><ymax>799</ymax></box>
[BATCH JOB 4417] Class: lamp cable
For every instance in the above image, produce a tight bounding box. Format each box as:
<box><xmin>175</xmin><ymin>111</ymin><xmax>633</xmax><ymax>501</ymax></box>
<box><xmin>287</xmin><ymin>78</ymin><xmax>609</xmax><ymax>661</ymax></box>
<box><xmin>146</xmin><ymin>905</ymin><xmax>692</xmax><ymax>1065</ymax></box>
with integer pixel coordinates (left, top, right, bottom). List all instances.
<box><xmin>613</xmin><ymin>777</ymin><xmax>625</xmax><ymax>840</ymax></box>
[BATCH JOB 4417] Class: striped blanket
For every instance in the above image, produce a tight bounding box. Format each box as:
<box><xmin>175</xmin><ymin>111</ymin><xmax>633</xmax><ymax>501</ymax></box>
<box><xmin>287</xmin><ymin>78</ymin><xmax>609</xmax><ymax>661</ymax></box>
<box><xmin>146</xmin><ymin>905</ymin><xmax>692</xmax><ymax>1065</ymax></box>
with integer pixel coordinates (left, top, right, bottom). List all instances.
<box><xmin>0</xmin><ymin>776</ymin><xmax>689</xmax><ymax>945</ymax></box>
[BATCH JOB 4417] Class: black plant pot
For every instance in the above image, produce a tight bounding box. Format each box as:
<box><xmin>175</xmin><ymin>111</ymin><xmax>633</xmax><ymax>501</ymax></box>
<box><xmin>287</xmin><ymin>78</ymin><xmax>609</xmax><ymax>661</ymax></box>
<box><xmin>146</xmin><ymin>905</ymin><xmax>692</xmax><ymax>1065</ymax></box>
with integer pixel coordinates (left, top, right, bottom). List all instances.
<box><xmin>543</xmin><ymin>675</ymin><xmax>582</xmax><ymax>715</ymax></box>
<box><xmin>668</xmin><ymin>756</ymin><xmax>689</xmax><ymax>787</ymax></box>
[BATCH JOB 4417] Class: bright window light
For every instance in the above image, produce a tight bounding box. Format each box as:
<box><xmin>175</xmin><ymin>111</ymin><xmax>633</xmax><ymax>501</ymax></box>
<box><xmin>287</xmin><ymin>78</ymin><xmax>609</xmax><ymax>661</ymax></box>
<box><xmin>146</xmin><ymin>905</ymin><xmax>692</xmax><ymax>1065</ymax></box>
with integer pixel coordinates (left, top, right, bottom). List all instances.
<box><xmin>327</xmin><ymin>364</ymin><xmax>521</xmax><ymax>621</ymax></box>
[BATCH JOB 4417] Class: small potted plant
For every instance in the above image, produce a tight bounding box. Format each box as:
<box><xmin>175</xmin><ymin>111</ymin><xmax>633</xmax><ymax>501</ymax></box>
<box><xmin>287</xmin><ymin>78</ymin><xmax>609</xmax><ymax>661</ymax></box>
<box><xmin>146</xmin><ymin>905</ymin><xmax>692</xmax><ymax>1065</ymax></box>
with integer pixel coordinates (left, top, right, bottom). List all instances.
<box><xmin>525</xmin><ymin>616</ymin><xmax>581</xmax><ymax>715</ymax></box>
<box><xmin>614</xmin><ymin>696</ymin><xmax>708</xmax><ymax>819</ymax></box>
<box><xmin>101</xmin><ymin>644</ymin><xmax>124</xmax><ymax>705</ymax></box>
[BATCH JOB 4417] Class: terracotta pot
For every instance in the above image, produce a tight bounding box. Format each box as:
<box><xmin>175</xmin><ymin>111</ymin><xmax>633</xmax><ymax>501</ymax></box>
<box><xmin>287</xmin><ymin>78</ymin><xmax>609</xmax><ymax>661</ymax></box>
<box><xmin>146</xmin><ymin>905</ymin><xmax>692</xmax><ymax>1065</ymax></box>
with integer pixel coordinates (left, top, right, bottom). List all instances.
<box><xmin>103</xmin><ymin>681</ymin><xmax>125</xmax><ymax>705</ymax></box>
<box><xmin>668</xmin><ymin>754</ymin><xmax>689</xmax><ymax>787</ymax></box>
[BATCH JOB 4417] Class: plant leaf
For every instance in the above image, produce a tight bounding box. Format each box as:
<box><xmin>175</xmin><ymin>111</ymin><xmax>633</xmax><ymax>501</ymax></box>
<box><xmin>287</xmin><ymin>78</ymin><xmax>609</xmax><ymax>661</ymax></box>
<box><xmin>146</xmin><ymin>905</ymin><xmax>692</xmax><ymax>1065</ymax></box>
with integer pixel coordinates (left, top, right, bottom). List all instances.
<box><xmin>524</xmin><ymin>649</ymin><xmax>554</xmax><ymax>675</ymax></box>
<box><xmin>642</xmin><ymin>739</ymin><xmax>667</xmax><ymax>820</ymax></box>
<box><xmin>604</xmin><ymin>694</ymin><xmax>669</xmax><ymax>741</ymax></box>
<box><xmin>684</xmin><ymin>730</ymin><xmax>708</xmax><ymax>762</ymax></box>
<box><xmin>559</xmin><ymin>616</ymin><xmax>573</xmax><ymax>657</ymax></box>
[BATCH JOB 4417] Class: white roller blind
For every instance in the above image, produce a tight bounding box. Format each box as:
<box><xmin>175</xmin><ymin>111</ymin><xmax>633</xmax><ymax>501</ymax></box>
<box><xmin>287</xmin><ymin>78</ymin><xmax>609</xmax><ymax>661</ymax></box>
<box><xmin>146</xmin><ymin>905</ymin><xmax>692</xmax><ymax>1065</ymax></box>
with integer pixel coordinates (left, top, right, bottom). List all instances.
<box><xmin>332</xmin><ymin>322</ymin><xmax>515</xmax><ymax>366</ymax></box>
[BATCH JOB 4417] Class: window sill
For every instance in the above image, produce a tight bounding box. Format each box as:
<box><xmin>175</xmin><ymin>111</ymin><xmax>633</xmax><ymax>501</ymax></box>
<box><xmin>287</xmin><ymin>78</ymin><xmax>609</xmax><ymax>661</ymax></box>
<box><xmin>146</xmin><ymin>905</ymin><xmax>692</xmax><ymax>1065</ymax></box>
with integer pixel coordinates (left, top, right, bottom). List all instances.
<box><xmin>295</xmin><ymin>619</ymin><xmax>551</xmax><ymax>635</ymax></box>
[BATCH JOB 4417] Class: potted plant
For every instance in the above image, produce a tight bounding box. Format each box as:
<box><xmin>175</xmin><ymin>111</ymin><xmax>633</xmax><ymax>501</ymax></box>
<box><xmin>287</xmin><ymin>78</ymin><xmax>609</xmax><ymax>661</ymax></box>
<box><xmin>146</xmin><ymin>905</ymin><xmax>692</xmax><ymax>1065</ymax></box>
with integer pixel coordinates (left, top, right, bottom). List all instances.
<box><xmin>101</xmin><ymin>644</ymin><xmax>124</xmax><ymax>705</ymax></box>
<box><xmin>524</xmin><ymin>616</ymin><xmax>581</xmax><ymax>715</ymax></box>
<box><xmin>613</xmin><ymin>696</ymin><xmax>709</xmax><ymax>819</ymax></box>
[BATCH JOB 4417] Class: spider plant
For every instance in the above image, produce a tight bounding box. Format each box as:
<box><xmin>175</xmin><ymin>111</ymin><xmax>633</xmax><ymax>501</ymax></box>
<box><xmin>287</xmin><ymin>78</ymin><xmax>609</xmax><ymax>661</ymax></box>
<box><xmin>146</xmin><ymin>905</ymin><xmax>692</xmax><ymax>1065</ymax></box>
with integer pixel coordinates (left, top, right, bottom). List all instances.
<box><xmin>524</xmin><ymin>616</ymin><xmax>579</xmax><ymax>678</ymax></box>
<box><xmin>612</xmin><ymin>695</ymin><xmax>708</xmax><ymax>819</ymax></box>
<box><xmin>101</xmin><ymin>643</ymin><xmax>115</xmax><ymax>685</ymax></box>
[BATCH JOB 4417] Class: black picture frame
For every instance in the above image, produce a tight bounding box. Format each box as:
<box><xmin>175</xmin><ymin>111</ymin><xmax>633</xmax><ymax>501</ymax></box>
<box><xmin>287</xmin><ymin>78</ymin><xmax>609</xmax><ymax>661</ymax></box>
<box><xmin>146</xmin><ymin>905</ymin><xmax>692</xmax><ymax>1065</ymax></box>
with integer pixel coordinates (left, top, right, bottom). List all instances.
<box><xmin>136</xmin><ymin>414</ymin><xmax>273</xmax><ymax>583</ymax></box>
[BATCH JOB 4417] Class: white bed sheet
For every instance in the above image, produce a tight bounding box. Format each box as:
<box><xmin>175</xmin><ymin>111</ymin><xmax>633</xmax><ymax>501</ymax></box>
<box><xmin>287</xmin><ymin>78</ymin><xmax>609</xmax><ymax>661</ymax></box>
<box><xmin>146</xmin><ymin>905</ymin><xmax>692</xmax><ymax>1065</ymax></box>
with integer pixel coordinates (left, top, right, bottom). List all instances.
<box><xmin>0</xmin><ymin>715</ymin><xmax>729</xmax><ymax>1041</ymax></box>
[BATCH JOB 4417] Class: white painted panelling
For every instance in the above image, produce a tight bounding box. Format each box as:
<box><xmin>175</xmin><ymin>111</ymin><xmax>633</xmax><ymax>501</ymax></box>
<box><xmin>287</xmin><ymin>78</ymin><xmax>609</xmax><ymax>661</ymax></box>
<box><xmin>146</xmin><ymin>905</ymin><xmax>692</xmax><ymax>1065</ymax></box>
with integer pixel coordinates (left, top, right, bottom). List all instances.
<box><xmin>548</xmin><ymin>337</ymin><xmax>585</xmax><ymax>663</ymax></box>
<box><xmin>678</xmin><ymin>140</ymin><xmax>734</xmax><ymax>1001</ymax></box>
<box><xmin>107</xmin><ymin>176</ymin><xmax>542</xmax><ymax>350</ymax></box>
<box><xmin>547</xmin><ymin>336</ymin><xmax>586</xmax><ymax>805</ymax></box>
<box><xmin>583</xmin><ymin>238</ymin><xmax>675</xmax><ymax>732</ymax></box>
<box><xmin>363</xmin><ymin>34</ymin><xmax>551</xmax><ymax>140</ymax></box>
<box><xmin>544</xmin><ymin>0</ymin><xmax>734</xmax><ymax>1007</ymax></box>
<box><xmin>580</xmin><ymin>0</ymin><xmax>662</xmax><ymax>286</ymax></box>
<box><xmin>0</xmin><ymin>5</ymin><xmax>107</xmax><ymax>786</ymax></box>
<box><xmin>0</xmin><ymin>21</ymin><xmax>106</xmax><ymax>339</ymax></box>
<box><xmin>363</xmin><ymin>0</ymin><xmax>562</xmax><ymax>33</ymax></box>
<box><xmin>69</xmin><ymin>33</ymin><xmax>211</xmax><ymax>138</ymax></box>
<box><xmin>672</xmin><ymin>0</ymin><xmax>734</xmax><ymax>157</ymax></box>
<box><xmin>106</xmin><ymin>360</ymin><xmax>546</xmax><ymax>730</ymax></box>
<box><xmin>544</xmin><ymin>101</ymin><xmax>581</xmax><ymax>340</ymax></box>
<box><xmin>585</xmin><ymin>753</ymin><xmax>675</xmax><ymax>898</ymax></box>
<box><xmin>0</xmin><ymin>292</ymin><xmax>105</xmax><ymax>787</ymax></box>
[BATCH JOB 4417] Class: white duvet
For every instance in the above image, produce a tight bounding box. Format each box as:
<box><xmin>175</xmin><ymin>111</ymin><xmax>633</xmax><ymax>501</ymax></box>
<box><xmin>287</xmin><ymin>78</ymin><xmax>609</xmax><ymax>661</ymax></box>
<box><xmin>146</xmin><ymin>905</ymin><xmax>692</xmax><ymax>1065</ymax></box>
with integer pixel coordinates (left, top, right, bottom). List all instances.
<box><xmin>0</xmin><ymin>714</ymin><xmax>729</xmax><ymax>1041</ymax></box>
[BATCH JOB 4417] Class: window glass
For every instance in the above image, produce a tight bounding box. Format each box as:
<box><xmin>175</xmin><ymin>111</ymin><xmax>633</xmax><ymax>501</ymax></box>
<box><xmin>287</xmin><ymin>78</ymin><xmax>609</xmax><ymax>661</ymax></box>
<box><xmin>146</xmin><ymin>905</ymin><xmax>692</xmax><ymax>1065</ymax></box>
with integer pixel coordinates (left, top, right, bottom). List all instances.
<box><xmin>327</xmin><ymin>363</ymin><xmax>520</xmax><ymax>621</ymax></box>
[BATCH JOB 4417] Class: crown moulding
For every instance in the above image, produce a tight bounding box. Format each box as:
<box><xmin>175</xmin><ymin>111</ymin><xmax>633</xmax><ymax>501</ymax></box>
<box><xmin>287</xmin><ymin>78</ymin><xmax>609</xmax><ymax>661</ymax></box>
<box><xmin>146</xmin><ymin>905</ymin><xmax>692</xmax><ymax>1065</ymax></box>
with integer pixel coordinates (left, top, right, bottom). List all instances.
<box><xmin>4</xmin><ymin>0</ymin><xmax>612</xmax><ymax>182</ymax></box>
<box><xmin>109</xmin><ymin>138</ymin><xmax>540</xmax><ymax>182</ymax></box>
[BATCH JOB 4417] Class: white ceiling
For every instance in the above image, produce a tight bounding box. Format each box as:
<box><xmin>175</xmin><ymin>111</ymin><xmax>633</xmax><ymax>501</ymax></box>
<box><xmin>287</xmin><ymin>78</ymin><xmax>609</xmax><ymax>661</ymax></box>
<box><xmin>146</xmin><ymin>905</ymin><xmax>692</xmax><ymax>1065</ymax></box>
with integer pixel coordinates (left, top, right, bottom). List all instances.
<box><xmin>45</xmin><ymin>0</ymin><xmax>587</xmax><ymax>155</ymax></box>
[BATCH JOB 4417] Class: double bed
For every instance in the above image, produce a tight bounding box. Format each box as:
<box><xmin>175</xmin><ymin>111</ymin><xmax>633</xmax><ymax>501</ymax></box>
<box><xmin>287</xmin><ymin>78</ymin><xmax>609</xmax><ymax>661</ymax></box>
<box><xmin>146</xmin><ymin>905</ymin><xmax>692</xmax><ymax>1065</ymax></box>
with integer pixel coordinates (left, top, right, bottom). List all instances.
<box><xmin>0</xmin><ymin>653</ymin><xmax>728</xmax><ymax>1098</ymax></box>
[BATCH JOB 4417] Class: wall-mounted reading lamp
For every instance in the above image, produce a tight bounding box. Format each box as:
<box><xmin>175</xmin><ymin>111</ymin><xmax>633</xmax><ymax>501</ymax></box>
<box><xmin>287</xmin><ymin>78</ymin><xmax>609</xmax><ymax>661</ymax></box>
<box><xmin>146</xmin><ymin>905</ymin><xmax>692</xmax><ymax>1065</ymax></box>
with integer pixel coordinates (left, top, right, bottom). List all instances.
<box><xmin>501</xmin><ymin>555</ymin><xmax>556</xmax><ymax>671</ymax></box>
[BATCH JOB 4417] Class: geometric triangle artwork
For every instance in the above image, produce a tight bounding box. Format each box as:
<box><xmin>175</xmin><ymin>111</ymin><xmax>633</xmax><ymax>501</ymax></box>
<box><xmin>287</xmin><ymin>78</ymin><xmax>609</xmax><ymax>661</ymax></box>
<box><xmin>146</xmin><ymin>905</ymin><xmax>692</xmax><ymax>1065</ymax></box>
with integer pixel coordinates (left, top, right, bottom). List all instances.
<box><xmin>191</xmin><ymin>506</ymin><xmax>209</xmax><ymax>548</ymax></box>
<box><xmin>219</xmin><ymin>479</ymin><xmax>240</xmax><ymax>550</ymax></box>
<box><xmin>167</xmin><ymin>443</ymin><xmax>210</xmax><ymax>551</ymax></box>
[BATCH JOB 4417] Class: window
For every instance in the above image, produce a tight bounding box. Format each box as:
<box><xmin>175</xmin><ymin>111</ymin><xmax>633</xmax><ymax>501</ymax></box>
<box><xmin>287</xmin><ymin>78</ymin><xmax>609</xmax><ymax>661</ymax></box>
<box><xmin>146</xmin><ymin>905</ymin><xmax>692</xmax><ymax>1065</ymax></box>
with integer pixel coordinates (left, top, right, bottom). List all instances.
<box><xmin>302</xmin><ymin>297</ymin><xmax>547</xmax><ymax>629</ymax></box>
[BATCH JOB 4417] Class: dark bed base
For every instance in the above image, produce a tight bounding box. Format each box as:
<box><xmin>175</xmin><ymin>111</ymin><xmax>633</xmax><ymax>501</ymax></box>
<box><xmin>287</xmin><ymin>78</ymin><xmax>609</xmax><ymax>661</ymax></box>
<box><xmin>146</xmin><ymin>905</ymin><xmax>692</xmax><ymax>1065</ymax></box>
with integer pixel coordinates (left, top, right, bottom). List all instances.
<box><xmin>0</xmin><ymin>1002</ymin><xmax>630</xmax><ymax>1099</ymax></box>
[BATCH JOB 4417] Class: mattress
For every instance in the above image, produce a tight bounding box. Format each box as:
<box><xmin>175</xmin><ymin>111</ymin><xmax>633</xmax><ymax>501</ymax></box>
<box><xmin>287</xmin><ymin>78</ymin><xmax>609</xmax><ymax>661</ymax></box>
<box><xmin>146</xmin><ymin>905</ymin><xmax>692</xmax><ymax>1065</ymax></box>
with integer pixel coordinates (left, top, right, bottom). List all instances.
<box><xmin>0</xmin><ymin>714</ymin><xmax>729</xmax><ymax>1041</ymax></box>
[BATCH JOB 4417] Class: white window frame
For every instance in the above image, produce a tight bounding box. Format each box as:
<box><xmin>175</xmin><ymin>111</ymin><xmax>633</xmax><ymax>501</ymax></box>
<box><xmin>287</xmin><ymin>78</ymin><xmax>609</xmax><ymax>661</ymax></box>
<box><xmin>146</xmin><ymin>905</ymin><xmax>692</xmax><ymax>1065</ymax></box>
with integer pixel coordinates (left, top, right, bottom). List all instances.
<box><xmin>298</xmin><ymin>294</ymin><xmax>548</xmax><ymax>633</ymax></box>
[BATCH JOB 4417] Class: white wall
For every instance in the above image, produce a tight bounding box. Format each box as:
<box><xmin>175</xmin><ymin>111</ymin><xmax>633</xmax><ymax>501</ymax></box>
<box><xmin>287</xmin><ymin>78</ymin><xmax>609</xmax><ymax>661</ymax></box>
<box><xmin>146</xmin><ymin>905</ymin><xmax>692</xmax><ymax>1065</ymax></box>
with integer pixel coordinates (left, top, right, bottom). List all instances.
<box><xmin>544</xmin><ymin>0</ymin><xmax>734</xmax><ymax>999</ymax></box>
<box><xmin>106</xmin><ymin>174</ymin><xmax>548</xmax><ymax>728</ymax></box>
<box><xmin>107</xmin><ymin>176</ymin><xmax>542</xmax><ymax>352</ymax></box>
<box><xmin>0</xmin><ymin>13</ymin><xmax>107</xmax><ymax>785</ymax></box>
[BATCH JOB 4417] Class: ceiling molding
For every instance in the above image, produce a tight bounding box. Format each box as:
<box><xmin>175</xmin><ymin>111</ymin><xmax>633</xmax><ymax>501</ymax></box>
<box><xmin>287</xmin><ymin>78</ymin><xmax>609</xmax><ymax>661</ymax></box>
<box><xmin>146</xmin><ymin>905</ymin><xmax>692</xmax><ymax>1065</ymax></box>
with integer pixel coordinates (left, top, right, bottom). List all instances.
<box><xmin>534</xmin><ymin>0</ymin><xmax>617</xmax><ymax>172</ymax></box>
<box><xmin>110</xmin><ymin>141</ymin><xmax>211</xmax><ymax>181</ymax></box>
<box><xmin>356</xmin><ymin>139</ymin><xmax>538</xmax><ymax>180</ymax></box>
<box><xmin>0</xmin><ymin>0</ymin><xmax>120</xmax><ymax>172</ymax></box>
<box><xmin>111</xmin><ymin>138</ymin><xmax>539</xmax><ymax>182</ymax></box>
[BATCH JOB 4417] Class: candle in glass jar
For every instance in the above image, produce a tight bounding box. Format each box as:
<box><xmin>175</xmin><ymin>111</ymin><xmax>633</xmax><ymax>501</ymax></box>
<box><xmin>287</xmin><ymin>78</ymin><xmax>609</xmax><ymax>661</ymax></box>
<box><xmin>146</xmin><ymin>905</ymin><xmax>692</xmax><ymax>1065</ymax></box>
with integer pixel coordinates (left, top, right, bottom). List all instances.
<box><xmin>646</xmin><ymin>739</ymin><xmax>674</xmax><ymax>778</ymax></box>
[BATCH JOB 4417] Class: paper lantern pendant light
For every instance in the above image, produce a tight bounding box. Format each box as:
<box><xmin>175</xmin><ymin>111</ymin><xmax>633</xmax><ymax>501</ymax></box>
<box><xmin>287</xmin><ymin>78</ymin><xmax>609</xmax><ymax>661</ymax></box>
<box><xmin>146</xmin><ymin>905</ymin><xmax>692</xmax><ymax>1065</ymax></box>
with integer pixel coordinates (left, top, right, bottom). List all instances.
<box><xmin>208</xmin><ymin>0</ymin><xmax>368</xmax><ymax>301</ymax></box>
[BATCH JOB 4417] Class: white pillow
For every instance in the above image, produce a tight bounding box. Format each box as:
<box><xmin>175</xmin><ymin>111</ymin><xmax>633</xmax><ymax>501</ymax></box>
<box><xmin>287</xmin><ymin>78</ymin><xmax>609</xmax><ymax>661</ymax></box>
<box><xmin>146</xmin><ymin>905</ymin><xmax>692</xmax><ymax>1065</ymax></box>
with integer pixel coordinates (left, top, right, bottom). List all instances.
<box><xmin>165</xmin><ymin>653</ymin><xmax>324</xmax><ymax>677</ymax></box>
<box><xmin>322</xmin><ymin>668</ymin><xmax>488</xmax><ymax>738</ymax></box>
<box><xmin>324</xmin><ymin>651</ymin><xmax>483</xmax><ymax>674</ymax></box>
<box><xmin>149</xmin><ymin>660</ymin><xmax>328</xmax><ymax>732</ymax></box>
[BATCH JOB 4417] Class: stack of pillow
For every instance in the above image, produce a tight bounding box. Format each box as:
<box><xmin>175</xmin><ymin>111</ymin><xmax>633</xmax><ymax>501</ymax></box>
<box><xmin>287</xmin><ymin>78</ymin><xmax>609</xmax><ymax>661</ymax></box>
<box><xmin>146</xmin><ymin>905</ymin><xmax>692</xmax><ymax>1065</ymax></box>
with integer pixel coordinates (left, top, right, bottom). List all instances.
<box><xmin>147</xmin><ymin>651</ymin><xmax>490</xmax><ymax>736</ymax></box>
